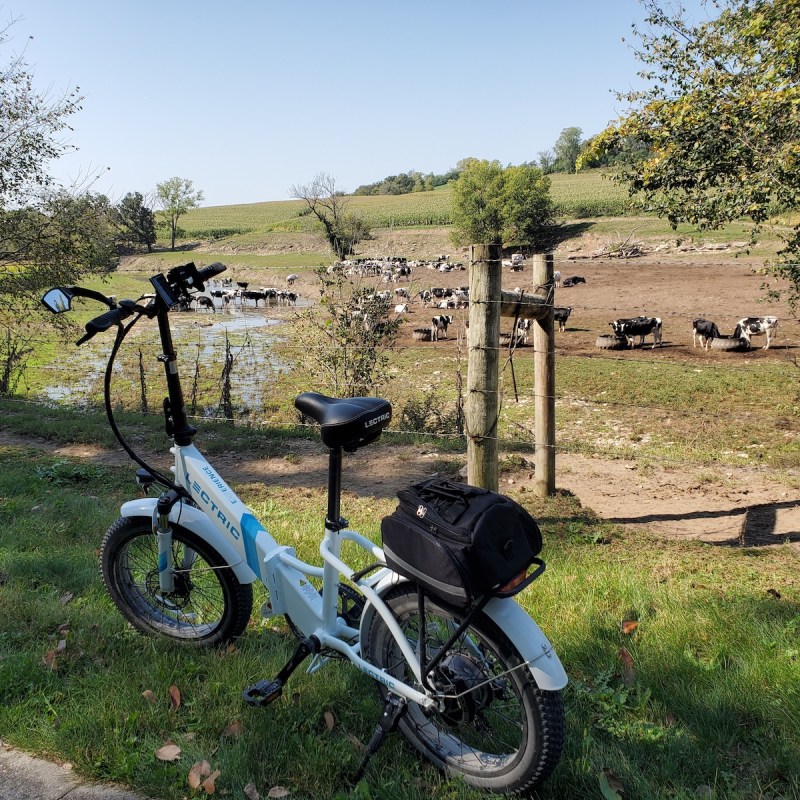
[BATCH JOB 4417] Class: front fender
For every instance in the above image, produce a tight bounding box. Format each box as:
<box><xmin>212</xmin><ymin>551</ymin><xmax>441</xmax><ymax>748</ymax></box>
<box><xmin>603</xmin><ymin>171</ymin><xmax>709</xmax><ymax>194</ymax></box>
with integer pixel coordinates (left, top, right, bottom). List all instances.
<box><xmin>120</xmin><ymin>499</ymin><xmax>258</xmax><ymax>585</ymax></box>
<box><xmin>360</xmin><ymin>573</ymin><xmax>567</xmax><ymax>692</ymax></box>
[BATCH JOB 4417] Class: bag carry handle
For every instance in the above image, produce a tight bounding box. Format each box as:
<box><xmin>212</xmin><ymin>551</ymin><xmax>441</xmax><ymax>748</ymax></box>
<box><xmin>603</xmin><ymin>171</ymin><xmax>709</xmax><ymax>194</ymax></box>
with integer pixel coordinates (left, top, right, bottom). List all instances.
<box><xmin>416</xmin><ymin>479</ymin><xmax>487</xmax><ymax>523</ymax></box>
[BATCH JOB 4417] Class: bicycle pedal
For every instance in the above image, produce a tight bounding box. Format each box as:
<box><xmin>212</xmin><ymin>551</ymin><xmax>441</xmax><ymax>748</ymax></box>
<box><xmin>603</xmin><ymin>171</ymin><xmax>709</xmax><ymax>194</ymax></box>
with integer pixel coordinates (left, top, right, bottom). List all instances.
<box><xmin>243</xmin><ymin>679</ymin><xmax>283</xmax><ymax>706</ymax></box>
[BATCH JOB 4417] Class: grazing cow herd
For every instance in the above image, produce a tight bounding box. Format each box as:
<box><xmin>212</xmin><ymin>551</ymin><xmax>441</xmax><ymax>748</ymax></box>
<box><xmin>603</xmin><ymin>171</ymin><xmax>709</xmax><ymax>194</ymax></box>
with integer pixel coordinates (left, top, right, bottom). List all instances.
<box><xmin>176</xmin><ymin>263</ymin><xmax>781</xmax><ymax>354</ymax></box>
<box><xmin>181</xmin><ymin>277</ymin><xmax>303</xmax><ymax>313</ymax></box>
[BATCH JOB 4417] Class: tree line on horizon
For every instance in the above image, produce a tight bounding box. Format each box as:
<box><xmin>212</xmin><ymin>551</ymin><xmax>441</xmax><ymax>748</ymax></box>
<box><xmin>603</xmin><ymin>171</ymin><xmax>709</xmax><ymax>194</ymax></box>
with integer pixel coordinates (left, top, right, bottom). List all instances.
<box><xmin>350</xmin><ymin>127</ymin><xmax>650</xmax><ymax>198</ymax></box>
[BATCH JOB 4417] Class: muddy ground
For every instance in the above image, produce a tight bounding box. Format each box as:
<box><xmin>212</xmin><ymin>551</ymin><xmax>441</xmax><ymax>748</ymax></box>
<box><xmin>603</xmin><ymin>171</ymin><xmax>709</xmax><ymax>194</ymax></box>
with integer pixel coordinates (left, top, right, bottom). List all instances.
<box><xmin>37</xmin><ymin>234</ymin><xmax>800</xmax><ymax>548</ymax></box>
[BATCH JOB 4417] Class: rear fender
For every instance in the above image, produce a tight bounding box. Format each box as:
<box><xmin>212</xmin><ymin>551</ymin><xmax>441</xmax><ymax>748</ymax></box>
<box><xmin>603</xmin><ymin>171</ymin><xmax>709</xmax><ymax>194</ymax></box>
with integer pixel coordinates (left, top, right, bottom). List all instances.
<box><xmin>120</xmin><ymin>499</ymin><xmax>258</xmax><ymax>584</ymax></box>
<box><xmin>360</xmin><ymin>573</ymin><xmax>567</xmax><ymax>691</ymax></box>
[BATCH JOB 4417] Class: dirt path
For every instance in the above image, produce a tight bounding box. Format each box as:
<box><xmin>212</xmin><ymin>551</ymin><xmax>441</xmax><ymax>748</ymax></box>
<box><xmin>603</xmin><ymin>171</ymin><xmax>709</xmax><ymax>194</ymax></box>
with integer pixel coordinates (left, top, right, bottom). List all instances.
<box><xmin>4</xmin><ymin>427</ymin><xmax>798</xmax><ymax>549</ymax></box>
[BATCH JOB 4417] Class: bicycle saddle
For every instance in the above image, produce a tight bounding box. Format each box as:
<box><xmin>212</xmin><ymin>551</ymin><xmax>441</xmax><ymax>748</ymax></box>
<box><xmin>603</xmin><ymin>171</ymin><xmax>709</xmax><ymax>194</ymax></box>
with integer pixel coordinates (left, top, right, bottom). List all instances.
<box><xmin>295</xmin><ymin>392</ymin><xmax>392</xmax><ymax>451</ymax></box>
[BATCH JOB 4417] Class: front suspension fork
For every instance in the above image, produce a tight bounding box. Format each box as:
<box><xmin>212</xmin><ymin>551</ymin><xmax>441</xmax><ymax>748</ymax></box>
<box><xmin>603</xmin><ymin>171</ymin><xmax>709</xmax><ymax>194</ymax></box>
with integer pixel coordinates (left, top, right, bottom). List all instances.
<box><xmin>153</xmin><ymin>489</ymin><xmax>183</xmax><ymax>593</ymax></box>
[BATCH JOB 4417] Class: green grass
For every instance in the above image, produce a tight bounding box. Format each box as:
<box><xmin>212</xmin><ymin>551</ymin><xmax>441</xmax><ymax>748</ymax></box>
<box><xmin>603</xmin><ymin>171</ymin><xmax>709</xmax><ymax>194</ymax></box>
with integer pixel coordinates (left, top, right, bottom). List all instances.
<box><xmin>0</xmin><ymin>429</ymin><xmax>799</xmax><ymax>799</ymax></box>
<box><xmin>173</xmin><ymin>171</ymin><xmax>631</xmax><ymax>245</ymax></box>
<box><xmin>162</xmin><ymin>172</ymin><xmax>792</xmax><ymax>259</ymax></box>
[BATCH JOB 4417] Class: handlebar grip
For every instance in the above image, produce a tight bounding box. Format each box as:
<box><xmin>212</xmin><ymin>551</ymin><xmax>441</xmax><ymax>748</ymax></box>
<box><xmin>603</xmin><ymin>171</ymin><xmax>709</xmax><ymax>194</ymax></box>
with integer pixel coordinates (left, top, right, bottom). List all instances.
<box><xmin>197</xmin><ymin>262</ymin><xmax>227</xmax><ymax>282</ymax></box>
<box><xmin>76</xmin><ymin>306</ymin><xmax>132</xmax><ymax>345</ymax></box>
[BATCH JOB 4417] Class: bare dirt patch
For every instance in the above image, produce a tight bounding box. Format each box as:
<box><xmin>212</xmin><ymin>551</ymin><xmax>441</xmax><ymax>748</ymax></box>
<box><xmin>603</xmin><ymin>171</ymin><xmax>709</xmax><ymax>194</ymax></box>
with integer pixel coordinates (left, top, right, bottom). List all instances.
<box><xmin>27</xmin><ymin>234</ymin><xmax>800</xmax><ymax>548</ymax></box>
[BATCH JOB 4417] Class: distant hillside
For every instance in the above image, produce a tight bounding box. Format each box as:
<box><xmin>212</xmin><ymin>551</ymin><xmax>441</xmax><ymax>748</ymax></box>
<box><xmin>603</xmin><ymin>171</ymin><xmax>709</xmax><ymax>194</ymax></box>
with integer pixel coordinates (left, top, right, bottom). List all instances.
<box><xmin>178</xmin><ymin>171</ymin><xmax>630</xmax><ymax>242</ymax></box>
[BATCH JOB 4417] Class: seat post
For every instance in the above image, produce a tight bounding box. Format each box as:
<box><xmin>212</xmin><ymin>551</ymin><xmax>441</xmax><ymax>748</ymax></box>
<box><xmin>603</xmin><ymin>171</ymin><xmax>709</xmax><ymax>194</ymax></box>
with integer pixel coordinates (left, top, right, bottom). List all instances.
<box><xmin>326</xmin><ymin>445</ymin><xmax>344</xmax><ymax>530</ymax></box>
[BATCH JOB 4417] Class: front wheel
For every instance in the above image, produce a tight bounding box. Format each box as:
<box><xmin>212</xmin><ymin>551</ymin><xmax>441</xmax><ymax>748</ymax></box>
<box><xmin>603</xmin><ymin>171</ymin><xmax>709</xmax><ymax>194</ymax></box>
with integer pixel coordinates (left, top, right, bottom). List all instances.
<box><xmin>100</xmin><ymin>517</ymin><xmax>253</xmax><ymax>646</ymax></box>
<box><xmin>367</xmin><ymin>585</ymin><xmax>565</xmax><ymax>794</ymax></box>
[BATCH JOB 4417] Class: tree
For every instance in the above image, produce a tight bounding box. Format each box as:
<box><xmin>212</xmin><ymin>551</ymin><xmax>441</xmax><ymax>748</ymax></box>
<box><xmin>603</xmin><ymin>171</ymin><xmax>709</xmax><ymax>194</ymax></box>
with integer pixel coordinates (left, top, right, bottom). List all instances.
<box><xmin>155</xmin><ymin>177</ymin><xmax>204</xmax><ymax>251</ymax></box>
<box><xmin>581</xmin><ymin>0</ymin><xmax>800</xmax><ymax>307</ymax></box>
<box><xmin>295</xmin><ymin>266</ymin><xmax>401</xmax><ymax>397</ymax></box>
<box><xmin>115</xmin><ymin>192</ymin><xmax>156</xmax><ymax>252</ymax></box>
<box><xmin>537</xmin><ymin>149</ymin><xmax>556</xmax><ymax>174</ymax></box>
<box><xmin>0</xmin><ymin>21</ymin><xmax>120</xmax><ymax>395</ymax></box>
<box><xmin>291</xmin><ymin>173</ymin><xmax>370</xmax><ymax>259</ymax></box>
<box><xmin>0</xmin><ymin>24</ymin><xmax>82</xmax><ymax>209</ymax></box>
<box><xmin>553</xmin><ymin>127</ymin><xmax>583</xmax><ymax>173</ymax></box>
<box><xmin>450</xmin><ymin>159</ymin><xmax>554</xmax><ymax>249</ymax></box>
<box><xmin>500</xmin><ymin>165</ymin><xmax>556</xmax><ymax>247</ymax></box>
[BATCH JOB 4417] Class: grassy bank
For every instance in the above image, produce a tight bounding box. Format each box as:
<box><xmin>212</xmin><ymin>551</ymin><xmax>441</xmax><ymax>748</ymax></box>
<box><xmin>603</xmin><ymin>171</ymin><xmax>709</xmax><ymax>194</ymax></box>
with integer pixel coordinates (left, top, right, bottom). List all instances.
<box><xmin>176</xmin><ymin>172</ymin><xmax>630</xmax><ymax>241</ymax></box>
<box><xmin>0</xmin><ymin>407</ymin><xmax>799</xmax><ymax>799</ymax></box>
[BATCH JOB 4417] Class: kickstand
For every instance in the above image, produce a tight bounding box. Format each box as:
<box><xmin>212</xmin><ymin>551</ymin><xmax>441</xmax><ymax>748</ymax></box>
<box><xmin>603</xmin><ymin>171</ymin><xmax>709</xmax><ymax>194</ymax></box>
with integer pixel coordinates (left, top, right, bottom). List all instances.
<box><xmin>351</xmin><ymin>696</ymin><xmax>409</xmax><ymax>785</ymax></box>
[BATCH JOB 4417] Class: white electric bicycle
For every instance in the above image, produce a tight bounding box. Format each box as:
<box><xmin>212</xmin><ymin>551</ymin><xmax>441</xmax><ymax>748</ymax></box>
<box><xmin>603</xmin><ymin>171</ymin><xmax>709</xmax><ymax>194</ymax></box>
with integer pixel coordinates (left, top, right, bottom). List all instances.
<box><xmin>41</xmin><ymin>261</ymin><xmax>567</xmax><ymax>794</ymax></box>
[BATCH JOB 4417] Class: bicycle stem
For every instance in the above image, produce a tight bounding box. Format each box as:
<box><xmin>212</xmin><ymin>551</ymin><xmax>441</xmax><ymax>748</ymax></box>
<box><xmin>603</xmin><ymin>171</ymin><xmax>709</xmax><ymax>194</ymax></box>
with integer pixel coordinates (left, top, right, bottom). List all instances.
<box><xmin>155</xmin><ymin>305</ymin><xmax>196</xmax><ymax>446</ymax></box>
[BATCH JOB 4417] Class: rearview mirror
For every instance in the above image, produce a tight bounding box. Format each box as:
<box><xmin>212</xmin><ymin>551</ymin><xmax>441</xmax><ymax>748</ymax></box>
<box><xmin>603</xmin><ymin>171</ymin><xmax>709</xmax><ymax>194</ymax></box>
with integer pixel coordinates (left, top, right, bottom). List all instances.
<box><xmin>41</xmin><ymin>288</ymin><xmax>74</xmax><ymax>313</ymax></box>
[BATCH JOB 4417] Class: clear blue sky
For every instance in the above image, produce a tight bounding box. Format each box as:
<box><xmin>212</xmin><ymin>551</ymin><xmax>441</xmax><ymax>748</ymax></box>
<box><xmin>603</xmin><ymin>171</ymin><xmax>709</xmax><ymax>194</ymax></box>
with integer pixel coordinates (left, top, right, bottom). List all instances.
<box><xmin>10</xmin><ymin>1</ymin><xmax>710</xmax><ymax>208</ymax></box>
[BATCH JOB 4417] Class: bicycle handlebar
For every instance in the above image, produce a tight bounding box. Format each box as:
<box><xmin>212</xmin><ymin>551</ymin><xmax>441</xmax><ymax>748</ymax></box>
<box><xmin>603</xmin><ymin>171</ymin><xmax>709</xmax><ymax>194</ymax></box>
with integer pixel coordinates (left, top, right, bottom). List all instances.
<box><xmin>43</xmin><ymin>261</ymin><xmax>228</xmax><ymax>345</ymax></box>
<box><xmin>197</xmin><ymin>262</ymin><xmax>227</xmax><ymax>283</ymax></box>
<box><xmin>77</xmin><ymin>305</ymin><xmax>134</xmax><ymax>345</ymax></box>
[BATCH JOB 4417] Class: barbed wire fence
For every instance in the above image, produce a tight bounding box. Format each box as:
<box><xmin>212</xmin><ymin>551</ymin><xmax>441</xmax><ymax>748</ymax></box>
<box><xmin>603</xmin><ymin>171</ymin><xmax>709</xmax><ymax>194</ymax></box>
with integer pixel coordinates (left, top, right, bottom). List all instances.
<box><xmin>6</xmin><ymin>301</ymin><xmax>797</xmax><ymax>453</ymax></box>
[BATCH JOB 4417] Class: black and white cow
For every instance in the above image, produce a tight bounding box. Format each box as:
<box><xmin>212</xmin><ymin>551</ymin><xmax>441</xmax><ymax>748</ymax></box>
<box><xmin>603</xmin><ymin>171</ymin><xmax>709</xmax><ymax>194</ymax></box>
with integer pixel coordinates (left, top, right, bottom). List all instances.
<box><xmin>194</xmin><ymin>295</ymin><xmax>215</xmax><ymax>312</ymax></box>
<box><xmin>561</xmin><ymin>276</ymin><xmax>586</xmax><ymax>288</ymax></box>
<box><xmin>733</xmin><ymin>316</ymin><xmax>778</xmax><ymax>349</ymax></box>
<box><xmin>515</xmin><ymin>318</ymin><xmax>532</xmax><ymax>345</ymax></box>
<box><xmin>241</xmin><ymin>289</ymin><xmax>268</xmax><ymax>307</ymax></box>
<box><xmin>553</xmin><ymin>306</ymin><xmax>573</xmax><ymax>332</ymax></box>
<box><xmin>610</xmin><ymin>316</ymin><xmax>663</xmax><ymax>348</ymax></box>
<box><xmin>431</xmin><ymin>314</ymin><xmax>454</xmax><ymax>341</ymax></box>
<box><xmin>692</xmin><ymin>318</ymin><xmax>720</xmax><ymax>350</ymax></box>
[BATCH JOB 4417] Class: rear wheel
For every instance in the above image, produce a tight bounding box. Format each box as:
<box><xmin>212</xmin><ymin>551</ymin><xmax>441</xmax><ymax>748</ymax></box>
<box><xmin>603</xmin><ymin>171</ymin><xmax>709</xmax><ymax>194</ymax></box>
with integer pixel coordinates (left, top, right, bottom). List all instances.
<box><xmin>100</xmin><ymin>517</ymin><xmax>253</xmax><ymax>646</ymax></box>
<box><xmin>367</xmin><ymin>585</ymin><xmax>564</xmax><ymax>794</ymax></box>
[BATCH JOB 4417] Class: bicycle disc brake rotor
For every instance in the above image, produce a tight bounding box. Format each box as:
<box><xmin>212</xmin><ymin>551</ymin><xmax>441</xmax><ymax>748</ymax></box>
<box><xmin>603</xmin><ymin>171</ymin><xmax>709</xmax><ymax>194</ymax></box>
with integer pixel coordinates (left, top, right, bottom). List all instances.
<box><xmin>145</xmin><ymin>568</ymin><xmax>193</xmax><ymax>611</ymax></box>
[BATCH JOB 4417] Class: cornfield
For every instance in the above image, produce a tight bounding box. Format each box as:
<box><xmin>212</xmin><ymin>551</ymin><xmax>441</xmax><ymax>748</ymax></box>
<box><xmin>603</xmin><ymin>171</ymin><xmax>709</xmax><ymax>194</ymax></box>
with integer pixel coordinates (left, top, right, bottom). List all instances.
<box><xmin>178</xmin><ymin>170</ymin><xmax>631</xmax><ymax>239</ymax></box>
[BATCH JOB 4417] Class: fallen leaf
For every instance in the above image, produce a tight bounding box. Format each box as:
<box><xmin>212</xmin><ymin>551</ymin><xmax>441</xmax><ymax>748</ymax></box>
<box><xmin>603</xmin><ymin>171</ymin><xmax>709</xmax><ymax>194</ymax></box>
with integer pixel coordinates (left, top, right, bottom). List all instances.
<box><xmin>620</xmin><ymin>620</ymin><xmax>639</xmax><ymax>635</ymax></box>
<box><xmin>141</xmin><ymin>689</ymin><xmax>157</xmax><ymax>704</ymax></box>
<box><xmin>323</xmin><ymin>711</ymin><xmax>335</xmax><ymax>732</ymax></box>
<box><xmin>345</xmin><ymin>732</ymin><xmax>366</xmax><ymax>753</ymax></box>
<box><xmin>168</xmin><ymin>684</ymin><xmax>181</xmax><ymax>710</ymax></box>
<box><xmin>222</xmin><ymin>720</ymin><xmax>243</xmax><ymax>737</ymax></box>
<box><xmin>42</xmin><ymin>650</ymin><xmax>58</xmax><ymax>671</ymax></box>
<box><xmin>598</xmin><ymin>768</ymin><xmax>624</xmax><ymax>799</ymax></box>
<box><xmin>243</xmin><ymin>784</ymin><xmax>260</xmax><ymax>800</ymax></box>
<box><xmin>188</xmin><ymin>761</ymin><xmax>212</xmax><ymax>790</ymax></box>
<box><xmin>155</xmin><ymin>742</ymin><xmax>182</xmax><ymax>762</ymax></box>
<box><xmin>59</xmin><ymin>592</ymin><xmax>74</xmax><ymax>605</ymax></box>
<box><xmin>618</xmin><ymin>647</ymin><xmax>635</xmax><ymax>686</ymax></box>
<box><xmin>202</xmin><ymin>769</ymin><xmax>221</xmax><ymax>794</ymax></box>
<box><xmin>267</xmin><ymin>788</ymin><xmax>290</xmax><ymax>799</ymax></box>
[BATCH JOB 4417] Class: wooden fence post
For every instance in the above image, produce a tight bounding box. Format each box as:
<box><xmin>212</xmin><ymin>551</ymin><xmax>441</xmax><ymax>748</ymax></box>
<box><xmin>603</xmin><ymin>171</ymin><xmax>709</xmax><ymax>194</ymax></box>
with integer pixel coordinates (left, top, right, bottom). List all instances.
<box><xmin>466</xmin><ymin>243</ymin><xmax>501</xmax><ymax>491</ymax></box>
<box><xmin>533</xmin><ymin>253</ymin><xmax>556</xmax><ymax>496</ymax></box>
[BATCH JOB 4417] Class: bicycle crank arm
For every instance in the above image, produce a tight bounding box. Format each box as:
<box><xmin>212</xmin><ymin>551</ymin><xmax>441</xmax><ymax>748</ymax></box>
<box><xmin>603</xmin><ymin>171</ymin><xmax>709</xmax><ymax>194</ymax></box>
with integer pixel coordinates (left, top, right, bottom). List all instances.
<box><xmin>243</xmin><ymin>635</ymin><xmax>320</xmax><ymax>707</ymax></box>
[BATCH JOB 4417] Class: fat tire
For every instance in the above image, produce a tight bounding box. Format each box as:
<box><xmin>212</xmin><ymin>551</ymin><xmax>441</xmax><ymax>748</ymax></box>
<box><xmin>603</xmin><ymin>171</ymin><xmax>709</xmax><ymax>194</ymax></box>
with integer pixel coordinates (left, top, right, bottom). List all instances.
<box><xmin>100</xmin><ymin>516</ymin><xmax>253</xmax><ymax>646</ymax></box>
<box><xmin>367</xmin><ymin>585</ymin><xmax>564</xmax><ymax>794</ymax></box>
